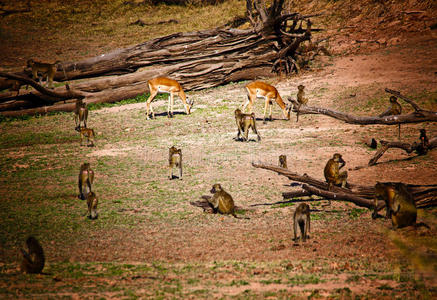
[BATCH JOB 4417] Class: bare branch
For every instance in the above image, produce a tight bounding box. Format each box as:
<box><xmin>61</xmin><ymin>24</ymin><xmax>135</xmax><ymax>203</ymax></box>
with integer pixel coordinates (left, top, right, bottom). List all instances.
<box><xmin>0</xmin><ymin>72</ymin><xmax>85</xmax><ymax>102</ymax></box>
<box><xmin>252</xmin><ymin>161</ymin><xmax>437</xmax><ymax>208</ymax></box>
<box><xmin>368</xmin><ymin>137</ymin><xmax>437</xmax><ymax>166</ymax></box>
<box><xmin>302</xmin><ymin>184</ymin><xmax>377</xmax><ymax>208</ymax></box>
<box><xmin>279</xmin><ymin>29</ymin><xmax>306</xmax><ymax>38</ymax></box>
<box><xmin>385</xmin><ymin>88</ymin><xmax>421</xmax><ymax>112</ymax></box>
<box><xmin>287</xmin><ymin>97</ymin><xmax>437</xmax><ymax>125</ymax></box>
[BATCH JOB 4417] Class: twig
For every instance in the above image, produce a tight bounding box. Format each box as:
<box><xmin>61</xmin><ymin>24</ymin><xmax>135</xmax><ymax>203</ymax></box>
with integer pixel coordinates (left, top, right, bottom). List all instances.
<box><xmin>0</xmin><ymin>72</ymin><xmax>85</xmax><ymax>102</ymax></box>
<box><xmin>368</xmin><ymin>137</ymin><xmax>437</xmax><ymax>166</ymax></box>
<box><xmin>287</xmin><ymin>96</ymin><xmax>437</xmax><ymax>125</ymax></box>
<box><xmin>385</xmin><ymin>88</ymin><xmax>421</xmax><ymax>112</ymax></box>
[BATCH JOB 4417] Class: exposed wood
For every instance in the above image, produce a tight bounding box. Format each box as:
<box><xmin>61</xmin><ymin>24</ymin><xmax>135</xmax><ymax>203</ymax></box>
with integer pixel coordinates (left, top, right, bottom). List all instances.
<box><xmin>252</xmin><ymin>162</ymin><xmax>437</xmax><ymax>209</ymax></box>
<box><xmin>287</xmin><ymin>89</ymin><xmax>437</xmax><ymax>125</ymax></box>
<box><xmin>301</xmin><ymin>184</ymin><xmax>381</xmax><ymax>209</ymax></box>
<box><xmin>0</xmin><ymin>72</ymin><xmax>85</xmax><ymax>103</ymax></box>
<box><xmin>384</xmin><ymin>88</ymin><xmax>423</xmax><ymax>112</ymax></box>
<box><xmin>0</xmin><ymin>100</ymin><xmax>36</xmax><ymax>112</ymax></box>
<box><xmin>282</xmin><ymin>189</ymin><xmax>312</xmax><ymax>199</ymax></box>
<box><xmin>251</xmin><ymin>162</ymin><xmax>361</xmax><ymax>192</ymax></box>
<box><xmin>1</xmin><ymin>1</ymin><xmax>328</xmax><ymax>117</ymax></box>
<box><xmin>368</xmin><ymin>137</ymin><xmax>437</xmax><ymax>166</ymax></box>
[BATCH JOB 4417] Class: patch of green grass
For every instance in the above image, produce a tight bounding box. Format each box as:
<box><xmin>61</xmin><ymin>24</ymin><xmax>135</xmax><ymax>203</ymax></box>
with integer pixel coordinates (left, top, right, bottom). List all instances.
<box><xmin>310</xmin><ymin>213</ymin><xmax>326</xmax><ymax>220</ymax></box>
<box><xmin>272</xmin><ymin>201</ymin><xmax>295</xmax><ymax>208</ymax></box>
<box><xmin>260</xmin><ymin>279</ymin><xmax>282</xmax><ymax>285</ymax></box>
<box><xmin>287</xmin><ymin>274</ymin><xmax>323</xmax><ymax>285</ymax></box>
<box><xmin>229</xmin><ymin>279</ymin><xmax>249</xmax><ymax>286</ymax></box>
<box><xmin>377</xmin><ymin>284</ymin><xmax>394</xmax><ymax>290</ymax></box>
<box><xmin>345</xmin><ymin>274</ymin><xmax>360</xmax><ymax>283</ymax></box>
<box><xmin>349</xmin><ymin>208</ymin><xmax>367</xmax><ymax>219</ymax></box>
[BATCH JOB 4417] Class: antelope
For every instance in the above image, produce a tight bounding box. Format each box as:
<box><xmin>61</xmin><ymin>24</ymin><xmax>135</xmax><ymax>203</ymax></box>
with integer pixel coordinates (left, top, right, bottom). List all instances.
<box><xmin>145</xmin><ymin>77</ymin><xmax>194</xmax><ymax>119</ymax></box>
<box><xmin>242</xmin><ymin>81</ymin><xmax>291</xmax><ymax>123</ymax></box>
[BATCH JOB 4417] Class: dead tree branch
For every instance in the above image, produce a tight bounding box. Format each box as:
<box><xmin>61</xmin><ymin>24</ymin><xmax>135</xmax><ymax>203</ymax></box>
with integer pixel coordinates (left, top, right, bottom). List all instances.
<box><xmin>1</xmin><ymin>1</ymin><xmax>327</xmax><ymax>117</ymax></box>
<box><xmin>0</xmin><ymin>72</ymin><xmax>85</xmax><ymax>103</ymax></box>
<box><xmin>368</xmin><ymin>137</ymin><xmax>437</xmax><ymax>166</ymax></box>
<box><xmin>252</xmin><ymin>162</ymin><xmax>437</xmax><ymax>209</ymax></box>
<box><xmin>287</xmin><ymin>89</ymin><xmax>437</xmax><ymax>125</ymax></box>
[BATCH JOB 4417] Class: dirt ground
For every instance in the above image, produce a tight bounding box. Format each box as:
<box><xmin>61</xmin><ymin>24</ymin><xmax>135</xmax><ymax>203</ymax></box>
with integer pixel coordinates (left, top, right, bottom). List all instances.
<box><xmin>0</xmin><ymin>1</ymin><xmax>437</xmax><ymax>299</ymax></box>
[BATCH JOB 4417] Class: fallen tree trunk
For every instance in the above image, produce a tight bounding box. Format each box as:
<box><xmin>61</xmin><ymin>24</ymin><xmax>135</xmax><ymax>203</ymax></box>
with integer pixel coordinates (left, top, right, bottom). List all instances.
<box><xmin>301</xmin><ymin>184</ymin><xmax>379</xmax><ymax>208</ymax></box>
<box><xmin>252</xmin><ymin>162</ymin><xmax>437</xmax><ymax>209</ymax></box>
<box><xmin>287</xmin><ymin>89</ymin><xmax>437</xmax><ymax>125</ymax></box>
<box><xmin>0</xmin><ymin>0</ymin><xmax>328</xmax><ymax>117</ymax></box>
<box><xmin>368</xmin><ymin>136</ymin><xmax>437</xmax><ymax>166</ymax></box>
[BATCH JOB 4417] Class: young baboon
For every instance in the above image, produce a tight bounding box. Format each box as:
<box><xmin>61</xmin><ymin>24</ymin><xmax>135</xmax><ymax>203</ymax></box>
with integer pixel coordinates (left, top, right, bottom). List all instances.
<box><xmin>324</xmin><ymin>153</ymin><xmax>348</xmax><ymax>206</ymax></box>
<box><xmin>4</xmin><ymin>79</ymin><xmax>23</xmax><ymax>96</ymax></box>
<box><xmin>279</xmin><ymin>154</ymin><xmax>287</xmax><ymax>169</ymax></box>
<box><xmin>324</xmin><ymin>153</ymin><xmax>348</xmax><ymax>190</ymax></box>
<box><xmin>207</xmin><ymin>183</ymin><xmax>237</xmax><ymax>217</ymax></box>
<box><xmin>86</xmin><ymin>191</ymin><xmax>98</xmax><ymax>220</ymax></box>
<box><xmin>20</xmin><ymin>236</ymin><xmax>45</xmax><ymax>274</ymax></box>
<box><xmin>234</xmin><ymin>108</ymin><xmax>261</xmax><ymax>142</ymax></box>
<box><xmin>373</xmin><ymin>182</ymin><xmax>417</xmax><ymax>229</ymax></box>
<box><xmin>27</xmin><ymin>59</ymin><xmax>60</xmax><ymax>89</ymax></box>
<box><xmin>76</xmin><ymin>127</ymin><xmax>95</xmax><ymax>147</ymax></box>
<box><xmin>168</xmin><ymin>146</ymin><xmax>182</xmax><ymax>180</ymax></box>
<box><xmin>293</xmin><ymin>203</ymin><xmax>310</xmax><ymax>242</ymax></box>
<box><xmin>295</xmin><ymin>84</ymin><xmax>308</xmax><ymax>122</ymax></box>
<box><xmin>74</xmin><ymin>99</ymin><xmax>88</xmax><ymax>130</ymax></box>
<box><xmin>78</xmin><ymin>163</ymin><xmax>94</xmax><ymax>200</ymax></box>
<box><xmin>415</xmin><ymin>129</ymin><xmax>430</xmax><ymax>155</ymax></box>
<box><xmin>379</xmin><ymin>96</ymin><xmax>402</xmax><ymax>138</ymax></box>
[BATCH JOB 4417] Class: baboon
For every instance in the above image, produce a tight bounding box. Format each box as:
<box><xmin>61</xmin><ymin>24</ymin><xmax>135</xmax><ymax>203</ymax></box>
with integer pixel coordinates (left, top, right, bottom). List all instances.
<box><xmin>78</xmin><ymin>163</ymin><xmax>94</xmax><ymax>200</ymax></box>
<box><xmin>279</xmin><ymin>154</ymin><xmax>287</xmax><ymax>169</ymax></box>
<box><xmin>324</xmin><ymin>153</ymin><xmax>348</xmax><ymax>191</ymax></box>
<box><xmin>234</xmin><ymin>108</ymin><xmax>261</xmax><ymax>142</ymax></box>
<box><xmin>207</xmin><ymin>183</ymin><xmax>237</xmax><ymax>217</ymax></box>
<box><xmin>293</xmin><ymin>203</ymin><xmax>310</xmax><ymax>242</ymax></box>
<box><xmin>27</xmin><ymin>59</ymin><xmax>60</xmax><ymax>89</ymax></box>
<box><xmin>168</xmin><ymin>146</ymin><xmax>182</xmax><ymax>180</ymax></box>
<box><xmin>295</xmin><ymin>84</ymin><xmax>308</xmax><ymax>122</ymax></box>
<box><xmin>76</xmin><ymin>127</ymin><xmax>95</xmax><ymax>147</ymax></box>
<box><xmin>379</xmin><ymin>96</ymin><xmax>402</xmax><ymax>138</ymax></box>
<box><xmin>3</xmin><ymin>79</ymin><xmax>22</xmax><ymax>96</ymax></box>
<box><xmin>242</xmin><ymin>81</ymin><xmax>291</xmax><ymax>123</ymax></box>
<box><xmin>415</xmin><ymin>129</ymin><xmax>430</xmax><ymax>155</ymax></box>
<box><xmin>86</xmin><ymin>192</ymin><xmax>98</xmax><ymax>220</ymax></box>
<box><xmin>74</xmin><ymin>99</ymin><xmax>88</xmax><ymax>130</ymax></box>
<box><xmin>20</xmin><ymin>236</ymin><xmax>45</xmax><ymax>274</ymax></box>
<box><xmin>373</xmin><ymin>182</ymin><xmax>418</xmax><ymax>229</ymax></box>
<box><xmin>324</xmin><ymin>153</ymin><xmax>348</xmax><ymax>207</ymax></box>
<box><xmin>146</xmin><ymin>77</ymin><xmax>194</xmax><ymax>119</ymax></box>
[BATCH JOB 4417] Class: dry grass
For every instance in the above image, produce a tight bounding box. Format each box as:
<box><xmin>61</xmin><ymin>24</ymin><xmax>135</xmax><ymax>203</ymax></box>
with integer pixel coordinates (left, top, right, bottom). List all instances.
<box><xmin>0</xmin><ymin>0</ymin><xmax>246</xmax><ymax>69</ymax></box>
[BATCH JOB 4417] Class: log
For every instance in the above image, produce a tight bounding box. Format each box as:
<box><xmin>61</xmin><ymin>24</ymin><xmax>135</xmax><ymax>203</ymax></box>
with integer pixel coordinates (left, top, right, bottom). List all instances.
<box><xmin>252</xmin><ymin>162</ymin><xmax>437</xmax><ymax>208</ymax></box>
<box><xmin>0</xmin><ymin>72</ymin><xmax>85</xmax><ymax>103</ymax></box>
<box><xmin>1</xmin><ymin>0</ymin><xmax>329</xmax><ymax>117</ymax></box>
<box><xmin>301</xmin><ymin>184</ymin><xmax>381</xmax><ymax>209</ymax></box>
<box><xmin>251</xmin><ymin>162</ymin><xmax>363</xmax><ymax>192</ymax></box>
<box><xmin>287</xmin><ymin>89</ymin><xmax>437</xmax><ymax>125</ymax></box>
<box><xmin>368</xmin><ymin>136</ymin><xmax>437</xmax><ymax>166</ymax></box>
<box><xmin>282</xmin><ymin>189</ymin><xmax>312</xmax><ymax>199</ymax></box>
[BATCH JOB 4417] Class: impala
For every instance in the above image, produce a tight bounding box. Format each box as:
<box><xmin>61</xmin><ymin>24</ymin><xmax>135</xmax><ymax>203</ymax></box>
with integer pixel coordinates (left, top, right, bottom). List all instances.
<box><xmin>146</xmin><ymin>77</ymin><xmax>193</xmax><ymax>119</ymax></box>
<box><xmin>242</xmin><ymin>81</ymin><xmax>291</xmax><ymax>123</ymax></box>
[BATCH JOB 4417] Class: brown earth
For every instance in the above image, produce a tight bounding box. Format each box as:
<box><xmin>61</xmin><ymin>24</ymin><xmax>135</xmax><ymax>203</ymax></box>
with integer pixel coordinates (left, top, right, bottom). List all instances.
<box><xmin>0</xmin><ymin>0</ymin><xmax>436</xmax><ymax>298</ymax></box>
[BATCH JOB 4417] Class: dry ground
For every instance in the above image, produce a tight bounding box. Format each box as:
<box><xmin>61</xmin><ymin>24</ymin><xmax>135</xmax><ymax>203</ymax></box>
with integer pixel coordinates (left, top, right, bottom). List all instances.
<box><xmin>0</xmin><ymin>0</ymin><xmax>437</xmax><ymax>299</ymax></box>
